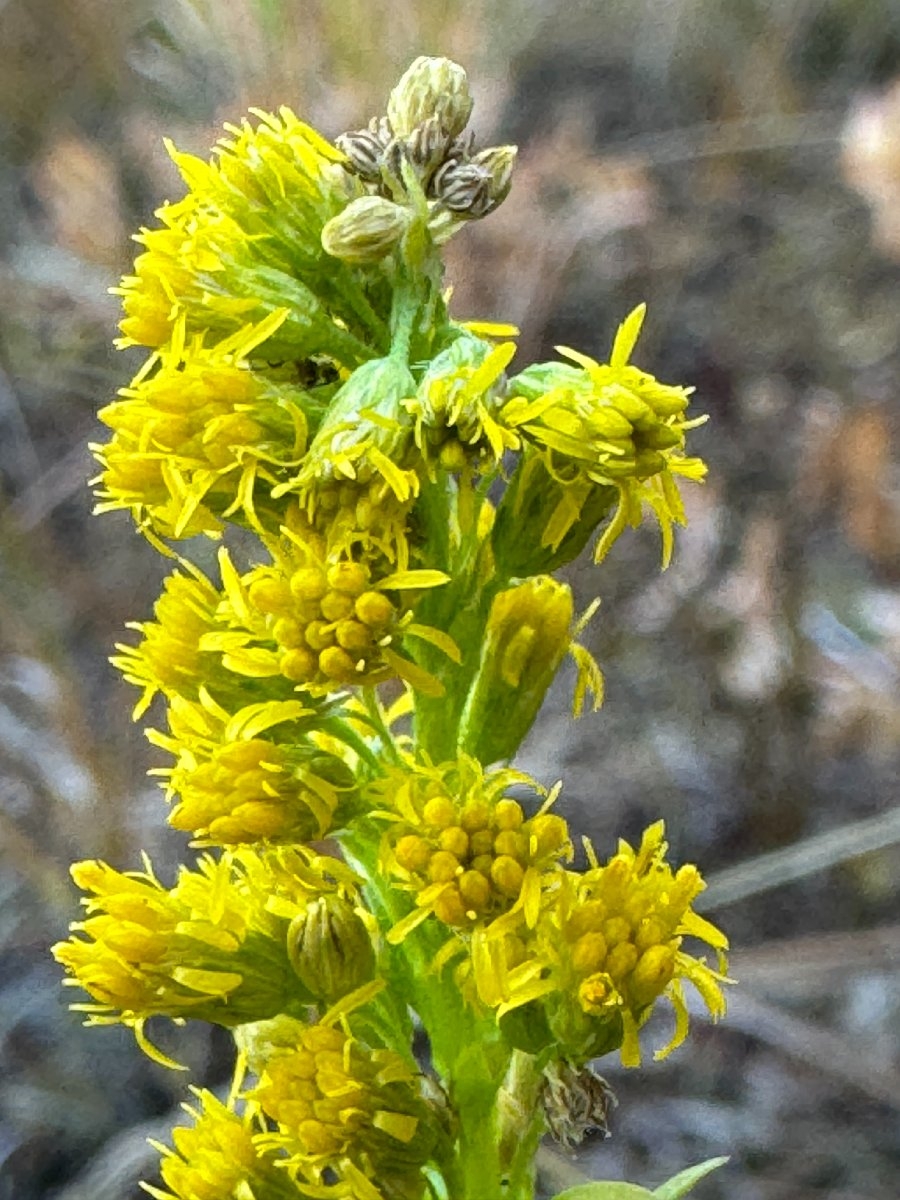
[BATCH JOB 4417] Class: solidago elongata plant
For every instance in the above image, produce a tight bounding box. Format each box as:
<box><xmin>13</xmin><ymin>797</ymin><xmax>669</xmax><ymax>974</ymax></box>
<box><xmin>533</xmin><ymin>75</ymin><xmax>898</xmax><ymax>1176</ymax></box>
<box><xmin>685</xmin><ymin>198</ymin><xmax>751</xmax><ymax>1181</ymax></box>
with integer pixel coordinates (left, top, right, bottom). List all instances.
<box><xmin>54</xmin><ymin>57</ymin><xmax>731</xmax><ymax>1200</ymax></box>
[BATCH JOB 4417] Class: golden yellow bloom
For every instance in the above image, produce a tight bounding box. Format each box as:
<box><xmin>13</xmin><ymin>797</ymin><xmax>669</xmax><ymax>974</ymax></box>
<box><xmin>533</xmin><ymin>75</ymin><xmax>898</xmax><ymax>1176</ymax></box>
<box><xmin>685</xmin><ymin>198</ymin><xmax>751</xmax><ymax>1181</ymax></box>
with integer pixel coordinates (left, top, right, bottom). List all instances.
<box><xmin>472</xmin><ymin>821</ymin><xmax>729</xmax><ymax>1068</ymax></box>
<box><xmin>208</xmin><ymin>544</ymin><xmax>458</xmax><ymax>698</ymax></box>
<box><xmin>115</xmin><ymin>109</ymin><xmax>382</xmax><ymax>367</ymax></box>
<box><xmin>112</xmin><ymin>567</ymin><xmax>222</xmax><ymax>718</ymax></box>
<box><xmin>143</xmin><ymin>1089</ymin><xmax>292</xmax><ymax>1200</ymax></box>
<box><xmin>52</xmin><ymin>847</ymin><xmax>355</xmax><ymax>1052</ymax></box>
<box><xmin>373</xmin><ymin>754</ymin><xmax>571</xmax><ymax>942</ymax></box>
<box><xmin>250</xmin><ymin>1023</ymin><xmax>435</xmax><ymax>1184</ymax></box>
<box><xmin>149</xmin><ymin>689</ymin><xmax>355</xmax><ymax>845</ymax></box>
<box><xmin>502</xmin><ymin>305</ymin><xmax>707</xmax><ymax>567</ymax></box>
<box><xmin>94</xmin><ymin>311</ymin><xmax>318</xmax><ymax>541</ymax></box>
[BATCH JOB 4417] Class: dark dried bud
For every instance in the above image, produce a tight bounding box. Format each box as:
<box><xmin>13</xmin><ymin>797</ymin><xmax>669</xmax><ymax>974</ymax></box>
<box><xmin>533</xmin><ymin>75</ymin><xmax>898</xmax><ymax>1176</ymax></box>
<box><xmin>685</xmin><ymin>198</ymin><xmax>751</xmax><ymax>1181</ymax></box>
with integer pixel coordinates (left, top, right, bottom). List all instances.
<box><xmin>472</xmin><ymin>144</ymin><xmax>518</xmax><ymax>213</ymax></box>
<box><xmin>287</xmin><ymin>893</ymin><xmax>376</xmax><ymax>1003</ymax></box>
<box><xmin>368</xmin><ymin>114</ymin><xmax>393</xmax><ymax>142</ymax></box>
<box><xmin>380</xmin><ymin>136</ymin><xmax>410</xmax><ymax>187</ymax></box>
<box><xmin>540</xmin><ymin>1060</ymin><xmax>616</xmax><ymax>1148</ymax></box>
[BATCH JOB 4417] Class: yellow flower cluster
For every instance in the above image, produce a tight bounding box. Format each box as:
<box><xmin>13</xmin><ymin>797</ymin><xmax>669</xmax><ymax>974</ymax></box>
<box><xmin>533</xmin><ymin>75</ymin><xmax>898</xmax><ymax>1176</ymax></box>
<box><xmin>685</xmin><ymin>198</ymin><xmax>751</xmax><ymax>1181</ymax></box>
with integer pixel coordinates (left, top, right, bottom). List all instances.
<box><xmin>52</xmin><ymin>847</ymin><xmax>372</xmax><ymax>1055</ymax></box>
<box><xmin>149</xmin><ymin>691</ymin><xmax>355</xmax><ymax>845</ymax></box>
<box><xmin>144</xmin><ymin>1090</ymin><xmax>293</xmax><ymax>1200</ymax></box>
<box><xmin>499</xmin><ymin>304</ymin><xmax>707</xmax><ymax>568</ymax></box>
<box><xmin>373</xmin><ymin>755</ymin><xmax>571</xmax><ymax>940</ymax></box>
<box><xmin>65</xmin><ymin>54</ymin><xmax>729</xmax><ymax>1200</ymax></box>
<box><xmin>112</xmin><ymin>568</ymin><xmax>222</xmax><ymax>718</ymax></box>
<box><xmin>94</xmin><ymin>312</ymin><xmax>318</xmax><ymax>540</ymax></box>
<box><xmin>115</xmin><ymin>108</ymin><xmax>375</xmax><ymax>360</ymax></box>
<box><xmin>204</xmin><ymin>540</ymin><xmax>458</xmax><ymax>698</ymax></box>
<box><xmin>251</xmin><ymin>1023</ymin><xmax>434</xmax><ymax>1177</ymax></box>
<box><xmin>472</xmin><ymin>822</ymin><xmax>729</xmax><ymax>1066</ymax></box>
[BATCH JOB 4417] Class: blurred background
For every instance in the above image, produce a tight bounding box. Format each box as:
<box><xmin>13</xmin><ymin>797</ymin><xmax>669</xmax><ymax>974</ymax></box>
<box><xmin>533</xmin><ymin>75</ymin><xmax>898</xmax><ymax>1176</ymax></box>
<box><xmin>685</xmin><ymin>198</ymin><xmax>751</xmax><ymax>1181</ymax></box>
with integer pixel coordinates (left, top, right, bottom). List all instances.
<box><xmin>2</xmin><ymin>1</ymin><xmax>900</xmax><ymax>1197</ymax></box>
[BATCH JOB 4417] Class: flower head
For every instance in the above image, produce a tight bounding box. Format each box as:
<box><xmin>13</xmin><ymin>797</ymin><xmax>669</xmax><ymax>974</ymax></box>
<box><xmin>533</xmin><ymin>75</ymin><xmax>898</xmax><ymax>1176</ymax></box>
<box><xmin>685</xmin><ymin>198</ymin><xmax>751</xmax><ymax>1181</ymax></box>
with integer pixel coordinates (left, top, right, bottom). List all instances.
<box><xmin>458</xmin><ymin>575</ymin><xmax>603</xmax><ymax>763</ymax></box>
<box><xmin>502</xmin><ymin>305</ymin><xmax>707</xmax><ymax>566</ymax></box>
<box><xmin>250</xmin><ymin>1022</ymin><xmax>436</xmax><ymax>1188</ymax></box>
<box><xmin>373</xmin><ymin>755</ymin><xmax>571</xmax><ymax>941</ymax></box>
<box><xmin>404</xmin><ymin>331</ymin><xmax>519</xmax><ymax>474</ymax></box>
<box><xmin>143</xmin><ymin>1089</ymin><xmax>293</xmax><ymax>1200</ymax></box>
<box><xmin>209</xmin><ymin>544</ymin><xmax>457</xmax><ymax>697</ymax></box>
<box><xmin>52</xmin><ymin>847</ymin><xmax>364</xmax><ymax>1053</ymax></box>
<box><xmin>94</xmin><ymin>312</ymin><xmax>323</xmax><ymax>541</ymax></box>
<box><xmin>115</xmin><ymin>109</ymin><xmax>378</xmax><ymax>367</ymax></box>
<box><xmin>112</xmin><ymin>567</ymin><xmax>222</xmax><ymax>719</ymax></box>
<box><xmin>273</xmin><ymin>356</ymin><xmax>420</xmax><ymax>566</ymax></box>
<box><xmin>149</xmin><ymin>689</ymin><xmax>355</xmax><ymax>845</ymax></box>
<box><xmin>472</xmin><ymin>822</ymin><xmax>729</xmax><ymax>1067</ymax></box>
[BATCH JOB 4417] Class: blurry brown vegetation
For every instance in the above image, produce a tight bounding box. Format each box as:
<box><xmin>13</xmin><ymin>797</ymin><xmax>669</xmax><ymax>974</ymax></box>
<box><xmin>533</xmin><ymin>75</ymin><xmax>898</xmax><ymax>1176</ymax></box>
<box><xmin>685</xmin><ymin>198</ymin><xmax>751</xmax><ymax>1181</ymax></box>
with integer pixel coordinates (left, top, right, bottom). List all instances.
<box><xmin>2</xmin><ymin>1</ymin><xmax>900</xmax><ymax>1198</ymax></box>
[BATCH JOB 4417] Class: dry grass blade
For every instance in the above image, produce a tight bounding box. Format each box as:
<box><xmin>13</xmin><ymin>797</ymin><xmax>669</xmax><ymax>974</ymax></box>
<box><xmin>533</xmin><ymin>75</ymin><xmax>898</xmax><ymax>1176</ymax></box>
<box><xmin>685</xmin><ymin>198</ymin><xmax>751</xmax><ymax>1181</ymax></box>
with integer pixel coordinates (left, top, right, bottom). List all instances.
<box><xmin>697</xmin><ymin>988</ymin><xmax>900</xmax><ymax>1112</ymax></box>
<box><xmin>698</xmin><ymin>807</ymin><xmax>900</xmax><ymax>911</ymax></box>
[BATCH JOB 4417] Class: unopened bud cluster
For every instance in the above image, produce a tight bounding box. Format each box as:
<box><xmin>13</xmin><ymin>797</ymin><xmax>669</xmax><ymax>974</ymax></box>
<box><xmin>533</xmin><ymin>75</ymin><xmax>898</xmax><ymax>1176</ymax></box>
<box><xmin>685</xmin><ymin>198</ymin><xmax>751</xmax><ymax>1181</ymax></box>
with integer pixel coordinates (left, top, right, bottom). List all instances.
<box><xmin>326</xmin><ymin>56</ymin><xmax>517</xmax><ymax>261</ymax></box>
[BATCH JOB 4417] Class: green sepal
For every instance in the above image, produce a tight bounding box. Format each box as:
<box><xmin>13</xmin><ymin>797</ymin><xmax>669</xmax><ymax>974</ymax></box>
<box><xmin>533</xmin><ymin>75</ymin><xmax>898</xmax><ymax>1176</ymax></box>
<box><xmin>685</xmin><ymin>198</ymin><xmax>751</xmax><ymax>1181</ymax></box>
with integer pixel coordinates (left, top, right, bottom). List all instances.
<box><xmin>498</xmin><ymin>1000</ymin><xmax>555</xmax><ymax>1056</ymax></box>
<box><xmin>492</xmin><ymin>451</ymin><xmax>618</xmax><ymax>576</ymax></box>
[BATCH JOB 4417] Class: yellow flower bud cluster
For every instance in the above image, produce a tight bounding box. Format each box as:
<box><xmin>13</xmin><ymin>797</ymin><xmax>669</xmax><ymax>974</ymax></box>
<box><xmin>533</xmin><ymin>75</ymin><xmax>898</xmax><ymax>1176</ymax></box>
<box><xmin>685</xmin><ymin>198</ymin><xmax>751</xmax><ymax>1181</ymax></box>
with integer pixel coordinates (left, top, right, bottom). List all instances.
<box><xmin>112</xmin><ymin>570</ymin><xmax>222</xmax><ymax>719</ymax></box>
<box><xmin>115</xmin><ymin>109</ymin><xmax>371</xmax><ymax>362</ymax></box>
<box><xmin>377</xmin><ymin>757</ymin><xmax>572</xmax><ymax>938</ymax></box>
<box><xmin>251</xmin><ymin>1024</ymin><xmax>434</xmax><ymax>1182</ymax></box>
<box><xmin>405</xmin><ymin>332</ymin><xmax>519</xmax><ymax>475</ymax></box>
<box><xmin>144</xmin><ymin>1090</ymin><xmax>287</xmax><ymax>1200</ymax></box>
<box><xmin>500</xmin><ymin>305</ymin><xmax>708</xmax><ymax>567</ymax></box>
<box><xmin>169</xmin><ymin>736</ymin><xmax>332</xmax><ymax>843</ymax></box>
<box><xmin>246</xmin><ymin>557</ymin><xmax>400</xmax><ymax>688</ymax></box>
<box><xmin>209</xmin><ymin>541</ymin><xmax>454</xmax><ymax>698</ymax></box>
<box><xmin>94</xmin><ymin>312</ymin><xmax>313</xmax><ymax>540</ymax></box>
<box><xmin>54</xmin><ymin>845</ymin><xmax>374</xmax><ymax>1050</ymax></box>
<box><xmin>473</xmin><ymin>823</ymin><xmax>729</xmax><ymax>1068</ymax></box>
<box><xmin>51</xmin><ymin>849</ymin><xmax>334</xmax><ymax>1043</ymax></box>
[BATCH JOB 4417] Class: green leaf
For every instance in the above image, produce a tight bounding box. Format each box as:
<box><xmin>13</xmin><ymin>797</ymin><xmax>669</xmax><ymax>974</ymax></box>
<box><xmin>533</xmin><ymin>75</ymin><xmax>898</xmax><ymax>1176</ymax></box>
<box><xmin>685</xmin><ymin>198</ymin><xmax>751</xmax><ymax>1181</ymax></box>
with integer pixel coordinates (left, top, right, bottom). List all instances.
<box><xmin>550</xmin><ymin>1184</ymin><xmax>653</xmax><ymax>1200</ymax></box>
<box><xmin>549</xmin><ymin>1157</ymin><xmax>729</xmax><ymax>1200</ymax></box>
<box><xmin>652</xmin><ymin>1157</ymin><xmax>729</xmax><ymax>1199</ymax></box>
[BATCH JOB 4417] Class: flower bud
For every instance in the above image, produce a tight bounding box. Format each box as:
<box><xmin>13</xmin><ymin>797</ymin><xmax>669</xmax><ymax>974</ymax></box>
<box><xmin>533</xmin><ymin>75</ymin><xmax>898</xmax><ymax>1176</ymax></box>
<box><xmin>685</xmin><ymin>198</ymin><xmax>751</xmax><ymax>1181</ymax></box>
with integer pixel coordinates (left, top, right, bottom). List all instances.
<box><xmin>406</xmin><ymin>115</ymin><xmax>452</xmax><ymax>185</ymax></box>
<box><xmin>321</xmin><ymin>195</ymin><xmax>411</xmax><ymax>263</ymax></box>
<box><xmin>287</xmin><ymin>893</ymin><xmax>375</xmax><ymax>1003</ymax></box>
<box><xmin>432</xmin><ymin>144</ymin><xmax>517</xmax><ymax>219</ymax></box>
<box><xmin>433</xmin><ymin>159</ymin><xmax>492</xmax><ymax>214</ymax></box>
<box><xmin>458</xmin><ymin>576</ymin><xmax>574</xmax><ymax>763</ymax></box>
<box><xmin>387</xmin><ymin>56</ymin><xmax>473</xmax><ymax>139</ymax></box>
<box><xmin>471</xmin><ymin>144</ymin><xmax>517</xmax><ymax>213</ymax></box>
<box><xmin>336</xmin><ymin>128</ymin><xmax>388</xmax><ymax>181</ymax></box>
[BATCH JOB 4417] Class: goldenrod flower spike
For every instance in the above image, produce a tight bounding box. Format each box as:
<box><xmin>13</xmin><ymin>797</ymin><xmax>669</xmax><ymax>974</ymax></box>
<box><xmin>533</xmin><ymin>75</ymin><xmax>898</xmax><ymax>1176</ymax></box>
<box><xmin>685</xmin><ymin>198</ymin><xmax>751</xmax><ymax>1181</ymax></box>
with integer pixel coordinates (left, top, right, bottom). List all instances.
<box><xmin>67</xmin><ymin>54</ymin><xmax>727</xmax><ymax>1200</ymax></box>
